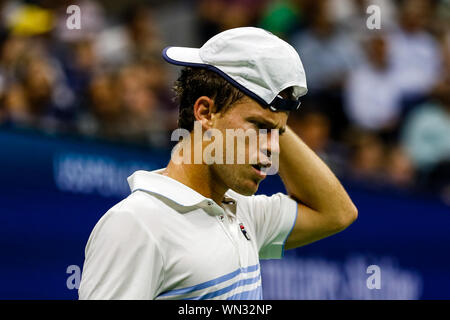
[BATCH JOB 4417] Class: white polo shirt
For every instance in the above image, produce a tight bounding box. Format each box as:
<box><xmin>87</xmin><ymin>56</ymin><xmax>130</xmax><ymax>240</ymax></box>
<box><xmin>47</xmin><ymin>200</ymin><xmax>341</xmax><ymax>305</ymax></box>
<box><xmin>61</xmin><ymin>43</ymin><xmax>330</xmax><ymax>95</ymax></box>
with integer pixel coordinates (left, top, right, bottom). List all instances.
<box><xmin>78</xmin><ymin>169</ymin><xmax>298</xmax><ymax>300</ymax></box>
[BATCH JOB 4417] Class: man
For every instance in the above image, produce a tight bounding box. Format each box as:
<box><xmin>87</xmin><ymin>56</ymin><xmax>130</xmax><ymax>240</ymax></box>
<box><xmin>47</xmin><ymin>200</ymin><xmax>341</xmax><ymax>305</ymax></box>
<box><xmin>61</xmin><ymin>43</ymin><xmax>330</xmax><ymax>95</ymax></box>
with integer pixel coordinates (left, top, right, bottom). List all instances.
<box><xmin>78</xmin><ymin>27</ymin><xmax>357</xmax><ymax>300</ymax></box>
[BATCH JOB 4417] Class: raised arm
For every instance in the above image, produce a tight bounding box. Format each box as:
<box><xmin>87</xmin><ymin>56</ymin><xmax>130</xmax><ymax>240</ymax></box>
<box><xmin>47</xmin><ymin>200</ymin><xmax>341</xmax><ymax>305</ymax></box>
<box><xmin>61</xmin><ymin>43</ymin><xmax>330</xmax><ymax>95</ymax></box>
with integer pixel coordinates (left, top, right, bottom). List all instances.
<box><xmin>278</xmin><ymin>126</ymin><xmax>358</xmax><ymax>249</ymax></box>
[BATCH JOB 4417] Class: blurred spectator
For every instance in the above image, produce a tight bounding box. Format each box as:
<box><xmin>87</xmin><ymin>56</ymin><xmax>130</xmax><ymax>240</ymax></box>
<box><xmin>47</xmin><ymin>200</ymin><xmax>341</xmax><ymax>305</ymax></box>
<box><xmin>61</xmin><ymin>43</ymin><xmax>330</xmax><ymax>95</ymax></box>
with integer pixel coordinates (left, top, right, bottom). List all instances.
<box><xmin>140</xmin><ymin>55</ymin><xmax>179</xmax><ymax>132</ymax></box>
<box><xmin>290</xmin><ymin>110</ymin><xmax>330</xmax><ymax>152</ymax></box>
<box><xmin>76</xmin><ymin>72</ymin><xmax>122</xmax><ymax>140</ymax></box>
<box><xmin>383</xmin><ymin>144</ymin><xmax>415</xmax><ymax>189</ymax></box>
<box><xmin>22</xmin><ymin>56</ymin><xmax>55</xmax><ymax>118</ymax></box>
<box><xmin>4</xmin><ymin>2</ymin><xmax>52</xmax><ymax>37</ymax></box>
<box><xmin>3</xmin><ymin>82</ymin><xmax>29</xmax><ymax>125</ymax></box>
<box><xmin>94</xmin><ymin>3</ymin><xmax>164</xmax><ymax>68</ymax></box>
<box><xmin>0</xmin><ymin>31</ymin><xmax>27</xmax><ymax>78</ymax></box>
<box><xmin>77</xmin><ymin>64</ymin><xmax>169</xmax><ymax>147</ymax></box>
<box><xmin>387</xmin><ymin>0</ymin><xmax>442</xmax><ymax>104</ymax></box>
<box><xmin>344</xmin><ymin>33</ymin><xmax>402</xmax><ymax>132</ymax></box>
<box><xmin>53</xmin><ymin>0</ymin><xmax>106</xmax><ymax>43</ymax></box>
<box><xmin>400</xmin><ymin>81</ymin><xmax>450</xmax><ymax>174</ymax></box>
<box><xmin>347</xmin><ymin>130</ymin><xmax>385</xmax><ymax>183</ymax></box>
<box><xmin>1</xmin><ymin>33</ymin><xmax>75</xmax><ymax>131</ymax></box>
<box><xmin>329</xmin><ymin>0</ymin><xmax>396</xmax><ymax>41</ymax></box>
<box><xmin>61</xmin><ymin>39</ymin><xmax>99</xmax><ymax>106</ymax></box>
<box><xmin>430</xmin><ymin>0</ymin><xmax>450</xmax><ymax>38</ymax></box>
<box><xmin>290</xmin><ymin>0</ymin><xmax>362</xmax><ymax>137</ymax></box>
<box><xmin>196</xmin><ymin>0</ymin><xmax>266</xmax><ymax>43</ymax></box>
<box><xmin>115</xmin><ymin>63</ymin><xmax>163</xmax><ymax>146</ymax></box>
<box><xmin>290</xmin><ymin>0</ymin><xmax>362</xmax><ymax>93</ymax></box>
<box><xmin>289</xmin><ymin>108</ymin><xmax>348</xmax><ymax>176</ymax></box>
<box><xmin>259</xmin><ymin>0</ymin><xmax>304</xmax><ymax>39</ymax></box>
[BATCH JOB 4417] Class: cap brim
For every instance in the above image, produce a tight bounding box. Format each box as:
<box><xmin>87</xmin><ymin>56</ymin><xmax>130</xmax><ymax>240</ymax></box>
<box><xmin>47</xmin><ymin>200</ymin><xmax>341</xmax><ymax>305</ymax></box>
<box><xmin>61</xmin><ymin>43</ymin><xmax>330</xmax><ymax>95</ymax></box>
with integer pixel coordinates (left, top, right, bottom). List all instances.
<box><xmin>162</xmin><ymin>46</ymin><xmax>205</xmax><ymax>66</ymax></box>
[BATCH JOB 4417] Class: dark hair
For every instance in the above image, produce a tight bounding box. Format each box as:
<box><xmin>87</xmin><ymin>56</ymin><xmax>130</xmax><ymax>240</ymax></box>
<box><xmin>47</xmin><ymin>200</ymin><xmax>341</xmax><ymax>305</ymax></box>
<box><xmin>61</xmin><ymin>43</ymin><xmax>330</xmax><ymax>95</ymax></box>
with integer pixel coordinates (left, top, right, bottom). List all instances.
<box><xmin>173</xmin><ymin>67</ymin><xmax>245</xmax><ymax>131</ymax></box>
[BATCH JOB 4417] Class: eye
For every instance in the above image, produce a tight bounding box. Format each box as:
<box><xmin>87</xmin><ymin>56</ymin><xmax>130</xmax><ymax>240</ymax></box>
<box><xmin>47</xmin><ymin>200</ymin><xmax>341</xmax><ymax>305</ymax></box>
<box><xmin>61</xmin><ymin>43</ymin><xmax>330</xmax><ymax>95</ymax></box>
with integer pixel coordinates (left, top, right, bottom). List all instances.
<box><xmin>249</xmin><ymin>120</ymin><xmax>262</xmax><ymax>129</ymax></box>
<box><xmin>247</xmin><ymin>119</ymin><xmax>275</xmax><ymax>132</ymax></box>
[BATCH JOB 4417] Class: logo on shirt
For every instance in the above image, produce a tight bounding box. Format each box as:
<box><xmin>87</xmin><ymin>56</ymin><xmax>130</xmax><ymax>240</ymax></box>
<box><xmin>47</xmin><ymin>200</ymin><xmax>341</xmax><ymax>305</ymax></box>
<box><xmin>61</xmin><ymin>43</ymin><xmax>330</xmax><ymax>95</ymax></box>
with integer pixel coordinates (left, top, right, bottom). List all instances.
<box><xmin>239</xmin><ymin>223</ymin><xmax>251</xmax><ymax>241</ymax></box>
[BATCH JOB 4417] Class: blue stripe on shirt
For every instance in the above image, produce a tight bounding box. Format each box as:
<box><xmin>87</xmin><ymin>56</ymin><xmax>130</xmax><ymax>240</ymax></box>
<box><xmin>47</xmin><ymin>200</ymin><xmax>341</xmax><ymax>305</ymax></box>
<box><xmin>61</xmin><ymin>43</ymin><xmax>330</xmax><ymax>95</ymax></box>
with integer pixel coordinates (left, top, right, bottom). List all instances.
<box><xmin>227</xmin><ymin>285</ymin><xmax>262</xmax><ymax>300</ymax></box>
<box><xmin>158</xmin><ymin>264</ymin><xmax>259</xmax><ymax>298</ymax></box>
<box><xmin>186</xmin><ymin>273</ymin><xmax>261</xmax><ymax>300</ymax></box>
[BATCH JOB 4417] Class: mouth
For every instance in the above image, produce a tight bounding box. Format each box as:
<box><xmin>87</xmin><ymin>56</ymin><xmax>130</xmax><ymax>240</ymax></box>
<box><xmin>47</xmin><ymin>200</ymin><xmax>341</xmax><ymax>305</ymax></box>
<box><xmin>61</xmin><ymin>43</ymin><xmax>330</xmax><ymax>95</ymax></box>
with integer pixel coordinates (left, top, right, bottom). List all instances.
<box><xmin>251</xmin><ymin>164</ymin><xmax>267</xmax><ymax>178</ymax></box>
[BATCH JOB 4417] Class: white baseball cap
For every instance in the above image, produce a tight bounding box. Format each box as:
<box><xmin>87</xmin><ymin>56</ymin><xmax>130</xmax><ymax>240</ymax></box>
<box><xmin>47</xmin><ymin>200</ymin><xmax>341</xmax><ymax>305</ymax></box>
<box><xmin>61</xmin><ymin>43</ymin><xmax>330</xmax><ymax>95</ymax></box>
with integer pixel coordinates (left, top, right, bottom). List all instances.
<box><xmin>162</xmin><ymin>27</ymin><xmax>307</xmax><ymax>111</ymax></box>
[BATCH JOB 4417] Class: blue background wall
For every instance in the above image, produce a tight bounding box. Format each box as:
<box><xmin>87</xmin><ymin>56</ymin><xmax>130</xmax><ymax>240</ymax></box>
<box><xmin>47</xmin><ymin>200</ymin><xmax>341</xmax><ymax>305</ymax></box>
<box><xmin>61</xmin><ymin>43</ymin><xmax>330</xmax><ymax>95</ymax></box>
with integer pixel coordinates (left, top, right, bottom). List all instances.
<box><xmin>1</xmin><ymin>128</ymin><xmax>449</xmax><ymax>299</ymax></box>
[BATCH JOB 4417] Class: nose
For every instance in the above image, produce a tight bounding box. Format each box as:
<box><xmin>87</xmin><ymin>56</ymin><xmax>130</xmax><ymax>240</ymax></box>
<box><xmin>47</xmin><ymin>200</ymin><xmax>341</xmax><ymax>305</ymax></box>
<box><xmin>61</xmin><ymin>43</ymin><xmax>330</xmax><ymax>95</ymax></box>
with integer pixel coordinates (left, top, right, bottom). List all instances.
<box><xmin>259</xmin><ymin>129</ymin><xmax>279</xmax><ymax>164</ymax></box>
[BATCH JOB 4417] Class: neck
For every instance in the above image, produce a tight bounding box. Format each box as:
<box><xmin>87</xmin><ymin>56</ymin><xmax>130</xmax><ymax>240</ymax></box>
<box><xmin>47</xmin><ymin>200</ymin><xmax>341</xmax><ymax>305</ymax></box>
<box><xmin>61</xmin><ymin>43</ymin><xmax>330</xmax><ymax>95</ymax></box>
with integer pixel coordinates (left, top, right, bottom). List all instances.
<box><xmin>162</xmin><ymin>161</ymin><xmax>228</xmax><ymax>206</ymax></box>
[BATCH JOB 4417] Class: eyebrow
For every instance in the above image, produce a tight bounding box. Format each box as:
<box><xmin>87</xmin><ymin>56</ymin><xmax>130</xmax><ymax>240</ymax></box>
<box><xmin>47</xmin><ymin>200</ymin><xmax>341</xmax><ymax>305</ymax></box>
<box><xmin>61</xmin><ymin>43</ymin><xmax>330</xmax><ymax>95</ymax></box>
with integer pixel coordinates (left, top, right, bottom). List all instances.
<box><xmin>247</xmin><ymin>116</ymin><xmax>286</xmax><ymax>135</ymax></box>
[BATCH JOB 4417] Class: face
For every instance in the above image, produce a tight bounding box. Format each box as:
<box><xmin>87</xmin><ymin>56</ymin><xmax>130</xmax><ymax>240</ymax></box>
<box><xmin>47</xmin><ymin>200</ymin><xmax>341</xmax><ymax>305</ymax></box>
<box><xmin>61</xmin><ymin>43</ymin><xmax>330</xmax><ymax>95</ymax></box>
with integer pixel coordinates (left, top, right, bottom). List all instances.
<box><xmin>208</xmin><ymin>97</ymin><xmax>288</xmax><ymax>196</ymax></box>
<box><xmin>367</xmin><ymin>36</ymin><xmax>387</xmax><ymax>70</ymax></box>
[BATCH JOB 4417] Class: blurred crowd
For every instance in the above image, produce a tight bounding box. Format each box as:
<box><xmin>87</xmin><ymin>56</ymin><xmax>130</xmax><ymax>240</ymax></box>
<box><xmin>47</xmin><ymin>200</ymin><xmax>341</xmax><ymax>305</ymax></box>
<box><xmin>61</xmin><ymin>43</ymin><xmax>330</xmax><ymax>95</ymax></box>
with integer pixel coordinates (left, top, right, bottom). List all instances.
<box><xmin>0</xmin><ymin>0</ymin><xmax>449</xmax><ymax>202</ymax></box>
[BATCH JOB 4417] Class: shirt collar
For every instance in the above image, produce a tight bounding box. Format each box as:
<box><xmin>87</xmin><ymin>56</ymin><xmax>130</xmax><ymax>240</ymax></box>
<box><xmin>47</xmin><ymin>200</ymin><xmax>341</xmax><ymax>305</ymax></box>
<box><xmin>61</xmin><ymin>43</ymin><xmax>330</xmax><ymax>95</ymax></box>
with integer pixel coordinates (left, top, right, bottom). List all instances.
<box><xmin>127</xmin><ymin>169</ymin><xmax>236</xmax><ymax>216</ymax></box>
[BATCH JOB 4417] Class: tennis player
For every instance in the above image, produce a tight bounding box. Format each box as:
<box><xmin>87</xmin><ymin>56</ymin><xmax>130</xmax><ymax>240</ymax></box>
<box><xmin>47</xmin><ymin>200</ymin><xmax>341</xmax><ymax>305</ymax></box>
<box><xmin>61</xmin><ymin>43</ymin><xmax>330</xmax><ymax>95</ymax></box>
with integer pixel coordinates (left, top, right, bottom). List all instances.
<box><xmin>78</xmin><ymin>27</ymin><xmax>357</xmax><ymax>300</ymax></box>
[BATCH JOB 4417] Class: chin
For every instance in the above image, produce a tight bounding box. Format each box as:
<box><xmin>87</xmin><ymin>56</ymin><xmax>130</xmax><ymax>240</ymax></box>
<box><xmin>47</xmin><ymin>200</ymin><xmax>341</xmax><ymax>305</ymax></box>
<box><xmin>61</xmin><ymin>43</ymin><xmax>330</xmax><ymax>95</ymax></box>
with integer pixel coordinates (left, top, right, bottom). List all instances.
<box><xmin>230</xmin><ymin>180</ymin><xmax>260</xmax><ymax>196</ymax></box>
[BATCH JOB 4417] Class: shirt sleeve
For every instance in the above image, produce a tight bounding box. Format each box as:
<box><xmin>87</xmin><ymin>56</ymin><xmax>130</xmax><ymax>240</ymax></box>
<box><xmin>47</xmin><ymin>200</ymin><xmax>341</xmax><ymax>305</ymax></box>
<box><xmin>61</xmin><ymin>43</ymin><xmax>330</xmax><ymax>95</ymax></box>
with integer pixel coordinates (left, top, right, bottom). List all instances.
<box><xmin>238</xmin><ymin>192</ymin><xmax>298</xmax><ymax>260</ymax></box>
<box><xmin>78</xmin><ymin>206</ymin><xmax>164</xmax><ymax>300</ymax></box>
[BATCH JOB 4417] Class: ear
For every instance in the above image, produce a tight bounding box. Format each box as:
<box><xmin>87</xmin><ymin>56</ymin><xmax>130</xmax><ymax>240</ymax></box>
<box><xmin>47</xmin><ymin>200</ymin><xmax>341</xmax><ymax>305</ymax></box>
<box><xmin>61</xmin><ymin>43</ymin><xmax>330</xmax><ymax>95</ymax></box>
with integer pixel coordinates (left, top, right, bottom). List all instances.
<box><xmin>193</xmin><ymin>96</ymin><xmax>215</xmax><ymax>130</ymax></box>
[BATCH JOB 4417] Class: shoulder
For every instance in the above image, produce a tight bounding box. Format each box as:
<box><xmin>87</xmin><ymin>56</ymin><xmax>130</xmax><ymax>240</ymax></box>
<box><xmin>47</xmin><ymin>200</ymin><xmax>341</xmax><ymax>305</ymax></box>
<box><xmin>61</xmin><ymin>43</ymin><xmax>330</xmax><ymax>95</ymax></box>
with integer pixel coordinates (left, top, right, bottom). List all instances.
<box><xmin>118</xmin><ymin>189</ymin><xmax>168</xmax><ymax>215</ymax></box>
<box><xmin>88</xmin><ymin>190</ymin><xmax>174</xmax><ymax>244</ymax></box>
<box><xmin>226</xmin><ymin>189</ymin><xmax>295</xmax><ymax>217</ymax></box>
<box><xmin>404</xmin><ymin>103</ymin><xmax>443</xmax><ymax>126</ymax></box>
<box><xmin>228</xmin><ymin>189</ymin><xmax>290</xmax><ymax>202</ymax></box>
<box><xmin>98</xmin><ymin>190</ymin><xmax>164</xmax><ymax>221</ymax></box>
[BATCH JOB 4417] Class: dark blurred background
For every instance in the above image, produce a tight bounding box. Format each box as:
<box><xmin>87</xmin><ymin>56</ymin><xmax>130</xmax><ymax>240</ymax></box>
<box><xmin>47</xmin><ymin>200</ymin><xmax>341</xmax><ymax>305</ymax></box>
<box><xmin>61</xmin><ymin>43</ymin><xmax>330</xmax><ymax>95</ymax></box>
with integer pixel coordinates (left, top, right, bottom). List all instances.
<box><xmin>0</xmin><ymin>0</ymin><xmax>449</xmax><ymax>299</ymax></box>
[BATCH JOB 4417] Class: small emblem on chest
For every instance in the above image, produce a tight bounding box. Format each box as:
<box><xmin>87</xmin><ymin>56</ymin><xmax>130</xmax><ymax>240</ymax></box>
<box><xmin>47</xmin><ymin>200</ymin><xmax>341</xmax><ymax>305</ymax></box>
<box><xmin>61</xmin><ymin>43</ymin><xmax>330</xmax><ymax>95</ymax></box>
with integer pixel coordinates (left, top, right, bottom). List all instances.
<box><xmin>239</xmin><ymin>223</ymin><xmax>251</xmax><ymax>241</ymax></box>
